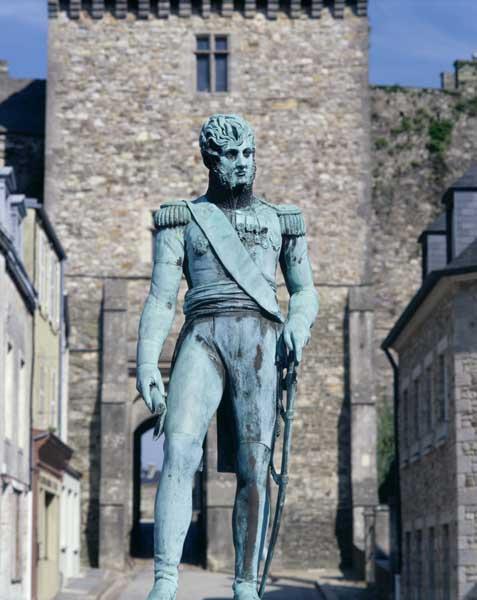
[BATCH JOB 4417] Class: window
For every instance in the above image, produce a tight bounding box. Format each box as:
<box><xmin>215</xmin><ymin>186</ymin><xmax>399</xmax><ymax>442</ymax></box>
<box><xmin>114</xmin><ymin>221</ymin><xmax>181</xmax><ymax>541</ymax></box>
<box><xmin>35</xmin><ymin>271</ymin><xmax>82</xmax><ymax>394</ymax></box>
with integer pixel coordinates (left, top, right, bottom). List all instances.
<box><xmin>425</xmin><ymin>365</ymin><xmax>433</xmax><ymax>434</ymax></box>
<box><xmin>196</xmin><ymin>35</ymin><xmax>229</xmax><ymax>93</ymax></box>
<box><xmin>402</xmin><ymin>389</ymin><xmax>409</xmax><ymax>451</ymax></box>
<box><xmin>442</xmin><ymin>524</ymin><xmax>450</xmax><ymax>600</ymax></box>
<box><xmin>416</xmin><ymin>530</ymin><xmax>423</xmax><ymax>599</ymax></box>
<box><xmin>436</xmin><ymin>353</ymin><xmax>448</xmax><ymax>425</ymax></box>
<box><xmin>428</xmin><ymin>527</ymin><xmax>435</xmax><ymax>600</ymax></box>
<box><xmin>38</xmin><ymin>230</ymin><xmax>45</xmax><ymax>308</ymax></box>
<box><xmin>48</xmin><ymin>255</ymin><xmax>60</xmax><ymax>326</ymax></box>
<box><xmin>413</xmin><ymin>376</ymin><xmax>420</xmax><ymax>441</ymax></box>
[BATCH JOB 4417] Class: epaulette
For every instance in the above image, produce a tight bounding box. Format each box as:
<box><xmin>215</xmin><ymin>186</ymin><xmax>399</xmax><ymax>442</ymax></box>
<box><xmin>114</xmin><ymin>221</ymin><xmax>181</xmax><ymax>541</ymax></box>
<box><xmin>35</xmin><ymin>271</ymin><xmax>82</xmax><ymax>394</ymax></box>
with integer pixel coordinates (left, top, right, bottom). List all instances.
<box><xmin>154</xmin><ymin>201</ymin><xmax>191</xmax><ymax>229</ymax></box>
<box><xmin>260</xmin><ymin>200</ymin><xmax>306</xmax><ymax>236</ymax></box>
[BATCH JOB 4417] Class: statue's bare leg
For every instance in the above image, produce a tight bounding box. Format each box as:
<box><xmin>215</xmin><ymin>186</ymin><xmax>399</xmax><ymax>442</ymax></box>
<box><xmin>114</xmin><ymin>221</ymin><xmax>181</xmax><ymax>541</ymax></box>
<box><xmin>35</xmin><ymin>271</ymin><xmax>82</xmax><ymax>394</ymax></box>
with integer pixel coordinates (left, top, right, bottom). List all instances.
<box><xmin>147</xmin><ymin>322</ymin><xmax>224</xmax><ymax>600</ymax></box>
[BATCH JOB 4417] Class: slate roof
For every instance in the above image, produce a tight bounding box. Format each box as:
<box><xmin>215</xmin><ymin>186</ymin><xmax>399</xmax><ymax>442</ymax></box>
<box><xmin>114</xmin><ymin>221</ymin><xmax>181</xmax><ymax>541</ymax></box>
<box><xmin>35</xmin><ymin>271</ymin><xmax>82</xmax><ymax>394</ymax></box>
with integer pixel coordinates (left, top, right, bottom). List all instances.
<box><xmin>418</xmin><ymin>212</ymin><xmax>447</xmax><ymax>242</ymax></box>
<box><xmin>382</xmin><ymin>255</ymin><xmax>477</xmax><ymax>349</ymax></box>
<box><xmin>449</xmin><ymin>237</ymin><xmax>477</xmax><ymax>269</ymax></box>
<box><xmin>443</xmin><ymin>162</ymin><xmax>477</xmax><ymax>204</ymax></box>
<box><xmin>383</xmin><ymin>227</ymin><xmax>477</xmax><ymax>350</ymax></box>
<box><xmin>449</xmin><ymin>161</ymin><xmax>477</xmax><ymax>190</ymax></box>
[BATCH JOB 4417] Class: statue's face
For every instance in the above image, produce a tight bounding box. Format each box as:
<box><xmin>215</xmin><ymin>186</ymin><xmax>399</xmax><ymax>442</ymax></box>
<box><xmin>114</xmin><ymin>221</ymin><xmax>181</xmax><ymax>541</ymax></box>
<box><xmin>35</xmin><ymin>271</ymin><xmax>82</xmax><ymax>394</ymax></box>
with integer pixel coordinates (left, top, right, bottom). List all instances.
<box><xmin>212</xmin><ymin>139</ymin><xmax>255</xmax><ymax>189</ymax></box>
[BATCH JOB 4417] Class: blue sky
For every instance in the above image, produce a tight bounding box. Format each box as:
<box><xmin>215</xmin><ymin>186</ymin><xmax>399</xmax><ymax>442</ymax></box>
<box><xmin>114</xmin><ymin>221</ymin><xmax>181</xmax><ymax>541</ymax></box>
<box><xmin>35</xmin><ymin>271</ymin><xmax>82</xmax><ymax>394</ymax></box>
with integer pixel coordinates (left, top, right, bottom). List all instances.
<box><xmin>0</xmin><ymin>1</ymin><xmax>476</xmax><ymax>87</ymax></box>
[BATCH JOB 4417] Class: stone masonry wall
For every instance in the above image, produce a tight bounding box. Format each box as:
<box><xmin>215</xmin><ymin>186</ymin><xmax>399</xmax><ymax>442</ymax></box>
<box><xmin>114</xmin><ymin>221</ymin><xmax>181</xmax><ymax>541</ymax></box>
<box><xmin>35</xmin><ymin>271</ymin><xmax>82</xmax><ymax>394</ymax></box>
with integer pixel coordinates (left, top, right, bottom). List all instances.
<box><xmin>45</xmin><ymin>7</ymin><xmax>371</xmax><ymax>568</ymax></box>
<box><xmin>453</xmin><ymin>280</ymin><xmax>477</xmax><ymax>598</ymax></box>
<box><xmin>397</xmin><ymin>287</ymin><xmax>458</xmax><ymax>599</ymax></box>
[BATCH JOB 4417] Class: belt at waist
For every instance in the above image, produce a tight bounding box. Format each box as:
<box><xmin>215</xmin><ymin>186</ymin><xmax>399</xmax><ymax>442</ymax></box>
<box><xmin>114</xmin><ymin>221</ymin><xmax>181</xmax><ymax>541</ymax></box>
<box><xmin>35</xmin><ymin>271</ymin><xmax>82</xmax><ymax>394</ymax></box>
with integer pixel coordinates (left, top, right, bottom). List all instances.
<box><xmin>184</xmin><ymin>280</ymin><xmax>263</xmax><ymax>321</ymax></box>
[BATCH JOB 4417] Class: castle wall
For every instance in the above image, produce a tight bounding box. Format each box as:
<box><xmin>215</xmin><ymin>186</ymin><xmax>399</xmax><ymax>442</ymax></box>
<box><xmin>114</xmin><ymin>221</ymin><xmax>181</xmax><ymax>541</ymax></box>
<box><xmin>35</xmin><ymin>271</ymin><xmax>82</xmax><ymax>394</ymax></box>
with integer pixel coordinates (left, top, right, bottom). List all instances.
<box><xmin>45</xmin><ymin>6</ymin><xmax>371</xmax><ymax>569</ymax></box>
<box><xmin>370</xmin><ymin>85</ymin><xmax>477</xmax><ymax>418</ymax></box>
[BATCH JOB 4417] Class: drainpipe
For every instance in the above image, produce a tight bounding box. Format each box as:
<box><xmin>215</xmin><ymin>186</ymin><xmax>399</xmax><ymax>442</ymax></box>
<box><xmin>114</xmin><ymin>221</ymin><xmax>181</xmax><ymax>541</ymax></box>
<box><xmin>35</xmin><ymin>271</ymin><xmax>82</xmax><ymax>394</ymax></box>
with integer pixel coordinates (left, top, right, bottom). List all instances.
<box><xmin>58</xmin><ymin>258</ymin><xmax>64</xmax><ymax>440</ymax></box>
<box><xmin>383</xmin><ymin>347</ymin><xmax>402</xmax><ymax>598</ymax></box>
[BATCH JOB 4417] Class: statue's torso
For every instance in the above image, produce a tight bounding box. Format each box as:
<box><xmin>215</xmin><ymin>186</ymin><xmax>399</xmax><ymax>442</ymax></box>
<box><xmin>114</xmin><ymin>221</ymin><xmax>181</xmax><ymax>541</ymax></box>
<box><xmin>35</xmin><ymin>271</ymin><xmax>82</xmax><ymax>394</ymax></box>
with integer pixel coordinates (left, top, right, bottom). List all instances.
<box><xmin>184</xmin><ymin>201</ymin><xmax>282</xmax><ymax>289</ymax></box>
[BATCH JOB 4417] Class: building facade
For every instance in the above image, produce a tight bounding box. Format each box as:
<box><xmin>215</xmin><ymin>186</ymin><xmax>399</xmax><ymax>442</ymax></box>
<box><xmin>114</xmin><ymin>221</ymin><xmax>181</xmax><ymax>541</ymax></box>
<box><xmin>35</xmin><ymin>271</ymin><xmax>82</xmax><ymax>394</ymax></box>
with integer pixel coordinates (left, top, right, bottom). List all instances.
<box><xmin>44</xmin><ymin>0</ymin><xmax>376</xmax><ymax>572</ymax></box>
<box><xmin>383</xmin><ymin>164</ymin><xmax>477</xmax><ymax>599</ymax></box>
<box><xmin>0</xmin><ymin>167</ymin><xmax>35</xmax><ymax>600</ymax></box>
<box><xmin>23</xmin><ymin>200</ymin><xmax>82</xmax><ymax>599</ymax></box>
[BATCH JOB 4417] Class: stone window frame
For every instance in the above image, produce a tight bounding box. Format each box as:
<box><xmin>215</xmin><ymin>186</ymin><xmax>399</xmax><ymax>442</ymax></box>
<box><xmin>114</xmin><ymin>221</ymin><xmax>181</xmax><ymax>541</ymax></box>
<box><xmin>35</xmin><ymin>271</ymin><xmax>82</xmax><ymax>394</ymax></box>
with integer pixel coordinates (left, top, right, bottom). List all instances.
<box><xmin>11</xmin><ymin>489</ymin><xmax>23</xmax><ymax>584</ymax></box>
<box><xmin>400</xmin><ymin>377</ymin><xmax>410</xmax><ymax>466</ymax></box>
<box><xmin>435</xmin><ymin>337</ymin><xmax>449</xmax><ymax>445</ymax></box>
<box><xmin>194</xmin><ymin>33</ymin><xmax>230</xmax><ymax>95</ymax></box>
<box><xmin>410</xmin><ymin>366</ymin><xmax>421</xmax><ymax>463</ymax></box>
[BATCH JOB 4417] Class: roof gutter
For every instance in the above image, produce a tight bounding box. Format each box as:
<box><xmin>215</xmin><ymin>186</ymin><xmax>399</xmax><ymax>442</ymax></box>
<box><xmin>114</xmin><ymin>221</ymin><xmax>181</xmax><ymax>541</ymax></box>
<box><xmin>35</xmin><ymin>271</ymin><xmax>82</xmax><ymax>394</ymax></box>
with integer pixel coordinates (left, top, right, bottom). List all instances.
<box><xmin>382</xmin><ymin>264</ymin><xmax>477</xmax><ymax>351</ymax></box>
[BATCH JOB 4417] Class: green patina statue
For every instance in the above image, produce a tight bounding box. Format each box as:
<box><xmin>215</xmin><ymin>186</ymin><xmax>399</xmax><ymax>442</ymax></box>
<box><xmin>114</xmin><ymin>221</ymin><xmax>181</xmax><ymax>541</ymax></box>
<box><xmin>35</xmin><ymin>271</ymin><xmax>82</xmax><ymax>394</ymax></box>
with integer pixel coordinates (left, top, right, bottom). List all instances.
<box><xmin>136</xmin><ymin>114</ymin><xmax>318</xmax><ymax>600</ymax></box>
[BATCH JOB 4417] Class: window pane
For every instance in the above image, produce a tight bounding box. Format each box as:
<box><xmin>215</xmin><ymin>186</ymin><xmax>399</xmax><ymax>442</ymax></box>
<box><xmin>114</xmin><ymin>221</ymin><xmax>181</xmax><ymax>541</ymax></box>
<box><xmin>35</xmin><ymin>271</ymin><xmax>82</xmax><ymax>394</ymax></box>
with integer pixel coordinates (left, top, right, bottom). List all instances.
<box><xmin>215</xmin><ymin>36</ymin><xmax>228</xmax><ymax>51</ymax></box>
<box><xmin>197</xmin><ymin>36</ymin><xmax>210</xmax><ymax>51</ymax></box>
<box><xmin>197</xmin><ymin>55</ymin><xmax>211</xmax><ymax>92</ymax></box>
<box><xmin>215</xmin><ymin>54</ymin><xmax>228</xmax><ymax>92</ymax></box>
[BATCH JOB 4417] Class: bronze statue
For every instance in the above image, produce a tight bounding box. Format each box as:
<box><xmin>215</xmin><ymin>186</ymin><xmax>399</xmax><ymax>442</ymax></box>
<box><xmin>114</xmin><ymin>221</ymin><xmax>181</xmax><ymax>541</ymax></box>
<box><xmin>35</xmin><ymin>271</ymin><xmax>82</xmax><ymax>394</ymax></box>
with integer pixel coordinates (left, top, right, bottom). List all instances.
<box><xmin>136</xmin><ymin>114</ymin><xmax>318</xmax><ymax>599</ymax></box>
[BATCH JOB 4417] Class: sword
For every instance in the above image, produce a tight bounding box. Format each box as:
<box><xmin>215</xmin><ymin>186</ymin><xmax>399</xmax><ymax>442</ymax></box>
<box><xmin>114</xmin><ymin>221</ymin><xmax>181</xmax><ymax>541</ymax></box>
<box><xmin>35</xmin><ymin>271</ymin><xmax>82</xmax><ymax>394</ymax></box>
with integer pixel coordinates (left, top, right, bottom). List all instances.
<box><xmin>258</xmin><ymin>353</ymin><xmax>298</xmax><ymax>598</ymax></box>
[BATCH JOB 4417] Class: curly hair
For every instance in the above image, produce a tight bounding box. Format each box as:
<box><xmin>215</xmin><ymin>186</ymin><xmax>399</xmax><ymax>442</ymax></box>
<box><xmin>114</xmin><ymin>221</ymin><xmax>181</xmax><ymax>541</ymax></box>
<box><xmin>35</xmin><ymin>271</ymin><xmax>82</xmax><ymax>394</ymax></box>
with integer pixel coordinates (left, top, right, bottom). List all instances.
<box><xmin>199</xmin><ymin>114</ymin><xmax>255</xmax><ymax>161</ymax></box>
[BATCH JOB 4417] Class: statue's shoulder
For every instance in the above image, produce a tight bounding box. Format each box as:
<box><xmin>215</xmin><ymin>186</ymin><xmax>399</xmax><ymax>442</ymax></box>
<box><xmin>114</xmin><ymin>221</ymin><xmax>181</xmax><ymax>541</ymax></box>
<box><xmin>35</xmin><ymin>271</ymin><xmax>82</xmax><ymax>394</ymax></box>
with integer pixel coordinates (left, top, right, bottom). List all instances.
<box><xmin>258</xmin><ymin>198</ymin><xmax>306</xmax><ymax>236</ymax></box>
<box><xmin>154</xmin><ymin>200</ymin><xmax>192</xmax><ymax>229</ymax></box>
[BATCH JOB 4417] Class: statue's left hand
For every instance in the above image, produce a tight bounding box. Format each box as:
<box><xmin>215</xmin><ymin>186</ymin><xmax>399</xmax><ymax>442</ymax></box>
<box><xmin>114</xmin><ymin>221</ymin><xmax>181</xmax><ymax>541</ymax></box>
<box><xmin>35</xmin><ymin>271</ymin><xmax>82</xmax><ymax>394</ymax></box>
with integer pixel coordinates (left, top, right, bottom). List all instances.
<box><xmin>136</xmin><ymin>364</ymin><xmax>167</xmax><ymax>414</ymax></box>
<box><xmin>282</xmin><ymin>317</ymin><xmax>310</xmax><ymax>364</ymax></box>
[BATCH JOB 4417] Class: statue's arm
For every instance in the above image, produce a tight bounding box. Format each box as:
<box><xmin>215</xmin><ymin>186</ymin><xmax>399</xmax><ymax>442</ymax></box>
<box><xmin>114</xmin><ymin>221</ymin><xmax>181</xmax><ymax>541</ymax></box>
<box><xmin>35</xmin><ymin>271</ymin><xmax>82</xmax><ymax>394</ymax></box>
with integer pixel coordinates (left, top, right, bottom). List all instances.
<box><xmin>136</xmin><ymin>225</ymin><xmax>185</xmax><ymax>412</ymax></box>
<box><xmin>280</xmin><ymin>233</ymin><xmax>319</xmax><ymax>363</ymax></box>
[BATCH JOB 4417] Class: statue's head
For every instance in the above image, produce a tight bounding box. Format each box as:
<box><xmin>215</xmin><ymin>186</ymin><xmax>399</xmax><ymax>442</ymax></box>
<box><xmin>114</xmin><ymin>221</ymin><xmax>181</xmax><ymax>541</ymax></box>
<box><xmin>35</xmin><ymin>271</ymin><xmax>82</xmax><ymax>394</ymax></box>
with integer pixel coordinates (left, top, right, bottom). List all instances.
<box><xmin>199</xmin><ymin>114</ymin><xmax>256</xmax><ymax>190</ymax></box>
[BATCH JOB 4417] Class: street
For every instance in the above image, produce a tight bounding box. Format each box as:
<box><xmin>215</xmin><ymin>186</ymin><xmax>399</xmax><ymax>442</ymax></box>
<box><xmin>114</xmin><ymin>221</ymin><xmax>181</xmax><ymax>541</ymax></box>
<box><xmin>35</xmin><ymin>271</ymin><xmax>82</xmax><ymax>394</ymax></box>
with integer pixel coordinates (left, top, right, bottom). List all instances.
<box><xmin>117</xmin><ymin>565</ymin><xmax>320</xmax><ymax>600</ymax></box>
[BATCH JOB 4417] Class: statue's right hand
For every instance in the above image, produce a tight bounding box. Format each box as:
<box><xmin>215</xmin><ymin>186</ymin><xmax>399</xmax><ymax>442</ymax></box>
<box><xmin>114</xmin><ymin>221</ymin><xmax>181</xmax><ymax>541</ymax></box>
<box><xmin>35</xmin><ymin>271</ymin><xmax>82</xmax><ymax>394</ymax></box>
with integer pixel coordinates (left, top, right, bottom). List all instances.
<box><xmin>136</xmin><ymin>364</ymin><xmax>166</xmax><ymax>414</ymax></box>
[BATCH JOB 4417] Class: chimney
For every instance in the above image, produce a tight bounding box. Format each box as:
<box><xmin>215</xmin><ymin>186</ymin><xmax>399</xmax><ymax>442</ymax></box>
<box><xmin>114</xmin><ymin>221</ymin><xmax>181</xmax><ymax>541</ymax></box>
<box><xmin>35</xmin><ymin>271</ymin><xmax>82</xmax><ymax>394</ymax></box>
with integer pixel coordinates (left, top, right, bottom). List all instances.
<box><xmin>443</xmin><ymin>162</ymin><xmax>477</xmax><ymax>262</ymax></box>
<box><xmin>418</xmin><ymin>212</ymin><xmax>447</xmax><ymax>280</ymax></box>
<box><xmin>0</xmin><ymin>60</ymin><xmax>8</xmax><ymax>78</ymax></box>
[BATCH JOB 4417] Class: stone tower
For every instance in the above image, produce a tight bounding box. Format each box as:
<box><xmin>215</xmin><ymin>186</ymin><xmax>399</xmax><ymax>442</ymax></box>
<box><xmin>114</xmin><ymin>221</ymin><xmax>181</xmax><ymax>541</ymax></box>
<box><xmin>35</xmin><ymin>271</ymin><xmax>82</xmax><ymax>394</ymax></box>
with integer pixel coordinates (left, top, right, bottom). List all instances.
<box><xmin>45</xmin><ymin>0</ymin><xmax>375</xmax><ymax>572</ymax></box>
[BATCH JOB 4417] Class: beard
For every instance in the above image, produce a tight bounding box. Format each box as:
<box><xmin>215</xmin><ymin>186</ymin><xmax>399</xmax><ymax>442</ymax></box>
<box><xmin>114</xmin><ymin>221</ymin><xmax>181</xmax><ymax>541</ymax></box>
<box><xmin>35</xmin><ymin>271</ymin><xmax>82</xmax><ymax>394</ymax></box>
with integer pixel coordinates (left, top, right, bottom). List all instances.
<box><xmin>212</xmin><ymin>161</ymin><xmax>256</xmax><ymax>192</ymax></box>
<box><xmin>207</xmin><ymin>163</ymin><xmax>256</xmax><ymax>209</ymax></box>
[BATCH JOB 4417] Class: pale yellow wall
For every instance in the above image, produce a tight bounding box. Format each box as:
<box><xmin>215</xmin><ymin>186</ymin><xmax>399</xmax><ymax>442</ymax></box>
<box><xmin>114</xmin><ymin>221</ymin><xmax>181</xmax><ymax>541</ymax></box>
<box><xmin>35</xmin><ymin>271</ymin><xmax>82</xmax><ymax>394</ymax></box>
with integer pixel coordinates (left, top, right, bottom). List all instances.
<box><xmin>28</xmin><ymin>214</ymin><xmax>62</xmax><ymax>433</ymax></box>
